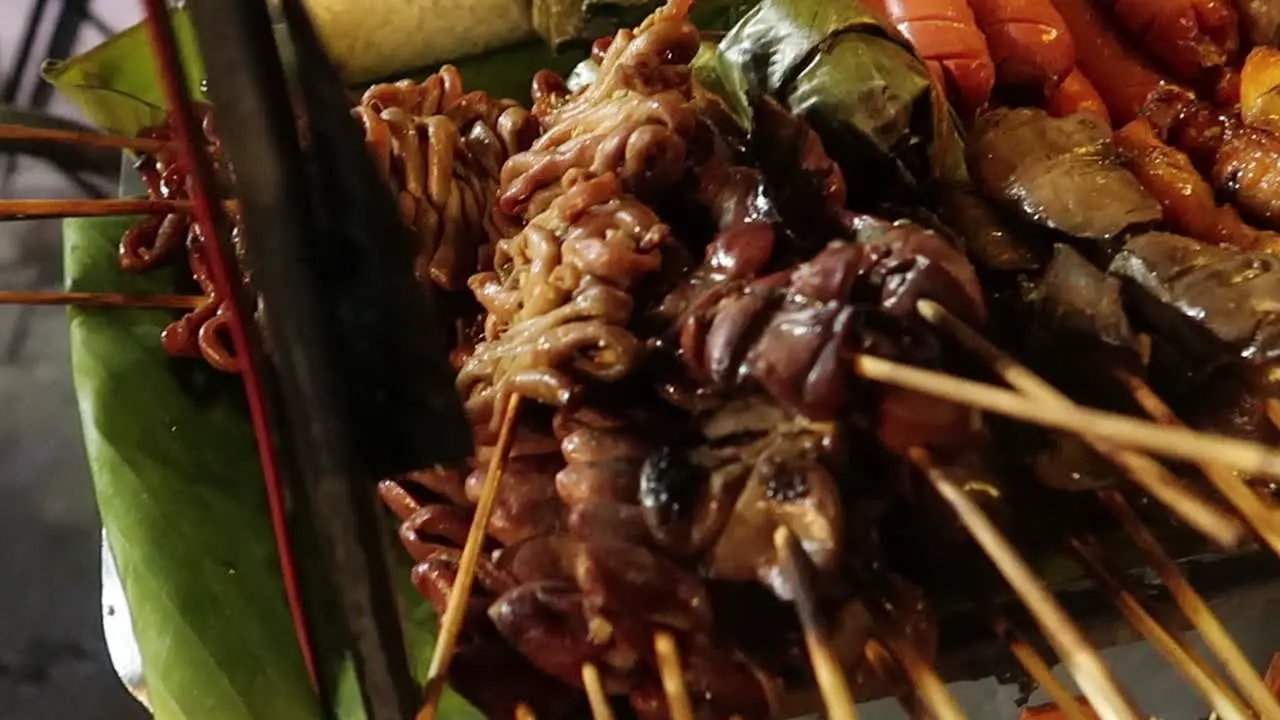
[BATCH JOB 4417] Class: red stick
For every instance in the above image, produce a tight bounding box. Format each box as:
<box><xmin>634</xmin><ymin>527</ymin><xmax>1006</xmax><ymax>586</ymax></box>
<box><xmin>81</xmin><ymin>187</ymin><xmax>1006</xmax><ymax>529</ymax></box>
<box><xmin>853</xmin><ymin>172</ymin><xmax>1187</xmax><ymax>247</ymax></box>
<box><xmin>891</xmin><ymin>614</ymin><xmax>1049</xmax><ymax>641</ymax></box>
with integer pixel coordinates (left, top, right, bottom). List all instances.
<box><xmin>139</xmin><ymin>0</ymin><xmax>319</xmax><ymax>687</ymax></box>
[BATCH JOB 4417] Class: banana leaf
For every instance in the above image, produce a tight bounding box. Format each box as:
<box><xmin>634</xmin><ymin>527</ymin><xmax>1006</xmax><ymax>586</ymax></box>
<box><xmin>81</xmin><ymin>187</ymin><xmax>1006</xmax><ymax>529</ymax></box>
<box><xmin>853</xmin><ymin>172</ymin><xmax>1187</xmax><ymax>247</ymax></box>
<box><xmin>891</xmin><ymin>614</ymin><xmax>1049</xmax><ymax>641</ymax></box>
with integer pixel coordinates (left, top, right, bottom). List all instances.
<box><xmin>707</xmin><ymin>0</ymin><xmax>966</xmax><ymax>206</ymax></box>
<box><xmin>55</xmin><ymin>5</ymin><xmax>753</xmax><ymax>719</ymax></box>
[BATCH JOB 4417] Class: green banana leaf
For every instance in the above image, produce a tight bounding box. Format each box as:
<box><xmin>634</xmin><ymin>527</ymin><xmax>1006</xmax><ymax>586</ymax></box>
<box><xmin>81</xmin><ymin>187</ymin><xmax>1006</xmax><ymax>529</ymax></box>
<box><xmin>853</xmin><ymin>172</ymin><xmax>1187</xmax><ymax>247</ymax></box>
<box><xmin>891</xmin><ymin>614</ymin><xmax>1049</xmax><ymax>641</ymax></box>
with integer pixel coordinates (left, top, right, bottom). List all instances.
<box><xmin>710</xmin><ymin>0</ymin><xmax>967</xmax><ymax>203</ymax></box>
<box><xmin>55</xmin><ymin>4</ymin><xmax>753</xmax><ymax>719</ymax></box>
<box><xmin>43</xmin><ymin>14</ymin><xmax>207</xmax><ymax>136</ymax></box>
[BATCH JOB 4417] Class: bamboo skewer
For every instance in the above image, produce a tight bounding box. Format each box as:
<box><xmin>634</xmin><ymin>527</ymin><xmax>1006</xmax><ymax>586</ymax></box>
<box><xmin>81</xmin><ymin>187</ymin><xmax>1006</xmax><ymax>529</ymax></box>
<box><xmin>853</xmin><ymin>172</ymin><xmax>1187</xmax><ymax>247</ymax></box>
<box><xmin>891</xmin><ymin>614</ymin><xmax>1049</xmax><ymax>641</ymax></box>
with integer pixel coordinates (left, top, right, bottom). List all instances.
<box><xmin>996</xmin><ymin>620</ymin><xmax>1094</xmax><ymax>720</ymax></box>
<box><xmin>1070</xmin><ymin>538</ymin><xmax>1251</xmax><ymax>720</ymax></box>
<box><xmin>917</xmin><ymin>300</ymin><xmax>1280</xmax><ymax>717</ymax></box>
<box><xmin>580</xmin><ymin>663</ymin><xmax>615</xmax><ymax>720</ymax></box>
<box><xmin>913</xmin><ymin>449</ymin><xmax>1140</xmax><ymax>720</ymax></box>
<box><xmin>0</xmin><ymin>290</ymin><xmax>204</xmax><ymax>309</ymax></box>
<box><xmin>773</xmin><ymin>526</ymin><xmax>860</xmax><ymax>720</ymax></box>
<box><xmin>654</xmin><ymin>631</ymin><xmax>695</xmax><ymax>720</ymax></box>
<box><xmin>420</xmin><ymin>393</ymin><xmax>523</xmax><ymax>720</ymax></box>
<box><xmin>915</xmin><ymin>299</ymin><xmax>1243</xmax><ymax>547</ymax></box>
<box><xmin>514</xmin><ymin>704</ymin><xmax>537</xmax><ymax>720</ymax></box>
<box><xmin>1097</xmin><ymin>488</ymin><xmax>1280</xmax><ymax>719</ymax></box>
<box><xmin>853</xmin><ymin>354</ymin><xmax>1280</xmax><ymax>480</ymax></box>
<box><xmin>1266</xmin><ymin>653</ymin><xmax>1280</xmax><ymax>696</ymax></box>
<box><xmin>1115</xmin><ymin>367</ymin><xmax>1280</xmax><ymax>553</ymax></box>
<box><xmin>0</xmin><ymin>198</ymin><xmax>192</xmax><ymax>219</ymax></box>
<box><xmin>863</xmin><ymin>634</ymin><xmax>965</xmax><ymax>720</ymax></box>
<box><xmin>0</xmin><ymin>123</ymin><xmax>168</xmax><ymax>153</ymax></box>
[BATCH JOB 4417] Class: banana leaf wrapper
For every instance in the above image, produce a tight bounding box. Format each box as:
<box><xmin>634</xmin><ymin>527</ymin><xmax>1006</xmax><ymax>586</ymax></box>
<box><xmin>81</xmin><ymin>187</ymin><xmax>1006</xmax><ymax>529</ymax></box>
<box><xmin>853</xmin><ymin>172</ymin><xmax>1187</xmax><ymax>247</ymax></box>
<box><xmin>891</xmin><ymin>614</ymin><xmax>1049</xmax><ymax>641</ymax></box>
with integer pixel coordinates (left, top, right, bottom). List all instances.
<box><xmin>704</xmin><ymin>0</ymin><xmax>967</xmax><ymax>205</ymax></box>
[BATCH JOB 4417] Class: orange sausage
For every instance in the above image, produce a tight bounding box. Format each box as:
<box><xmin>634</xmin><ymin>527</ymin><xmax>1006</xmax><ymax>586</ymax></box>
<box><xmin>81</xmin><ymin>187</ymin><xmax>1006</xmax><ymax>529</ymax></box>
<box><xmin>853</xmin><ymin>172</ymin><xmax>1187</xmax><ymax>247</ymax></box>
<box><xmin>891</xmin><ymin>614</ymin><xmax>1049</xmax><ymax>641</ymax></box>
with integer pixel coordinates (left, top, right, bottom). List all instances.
<box><xmin>966</xmin><ymin>0</ymin><xmax>1076</xmax><ymax>94</ymax></box>
<box><xmin>1115</xmin><ymin>117</ymin><xmax>1280</xmax><ymax>254</ymax></box>
<box><xmin>863</xmin><ymin>0</ymin><xmax>997</xmax><ymax>118</ymax></box>
<box><xmin>1050</xmin><ymin>0</ymin><xmax>1168</xmax><ymax>126</ymax></box>
<box><xmin>1044</xmin><ymin>69</ymin><xmax>1112</xmax><ymax>127</ymax></box>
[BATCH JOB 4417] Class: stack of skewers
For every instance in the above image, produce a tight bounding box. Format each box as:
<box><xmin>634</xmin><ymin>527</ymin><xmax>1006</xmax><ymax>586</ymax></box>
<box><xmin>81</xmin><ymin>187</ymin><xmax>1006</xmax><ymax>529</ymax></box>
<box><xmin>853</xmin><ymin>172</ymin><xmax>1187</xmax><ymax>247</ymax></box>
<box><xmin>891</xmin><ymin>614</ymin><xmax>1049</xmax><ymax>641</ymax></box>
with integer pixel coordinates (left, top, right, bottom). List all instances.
<box><xmin>9</xmin><ymin>0</ymin><xmax>1280</xmax><ymax>718</ymax></box>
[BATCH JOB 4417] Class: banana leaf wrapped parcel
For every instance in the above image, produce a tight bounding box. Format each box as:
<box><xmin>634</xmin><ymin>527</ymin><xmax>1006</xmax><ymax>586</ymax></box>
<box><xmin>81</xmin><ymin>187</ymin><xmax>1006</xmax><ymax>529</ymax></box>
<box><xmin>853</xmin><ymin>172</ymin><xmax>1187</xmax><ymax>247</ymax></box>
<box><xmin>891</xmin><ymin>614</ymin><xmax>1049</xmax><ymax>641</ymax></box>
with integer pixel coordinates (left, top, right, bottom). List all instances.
<box><xmin>704</xmin><ymin>0</ymin><xmax>968</xmax><ymax>205</ymax></box>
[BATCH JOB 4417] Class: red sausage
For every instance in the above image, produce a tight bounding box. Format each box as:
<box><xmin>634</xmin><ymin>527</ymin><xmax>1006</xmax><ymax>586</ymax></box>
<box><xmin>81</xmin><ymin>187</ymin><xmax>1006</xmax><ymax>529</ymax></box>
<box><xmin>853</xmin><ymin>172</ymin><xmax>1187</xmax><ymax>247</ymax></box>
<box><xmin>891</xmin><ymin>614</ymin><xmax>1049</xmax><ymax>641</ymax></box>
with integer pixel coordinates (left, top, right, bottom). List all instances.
<box><xmin>966</xmin><ymin>0</ymin><xmax>1076</xmax><ymax>94</ymax></box>
<box><xmin>1044</xmin><ymin>68</ymin><xmax>1112</xmax><ymax>127</ymax></box>
<box><xmin>1099</xmin><ymin>0</ymin><xmax>1240</xmax><ymax>82</ymax></box>
<box><xmin>864</xmin><ymin>0</ymin><xmax>997</xmax><ymax>118</ymax></box>
<box><xmin>1050</xmin><ymin>0</ymin><xmax>1168</xmax><ymax>126</ymax></box>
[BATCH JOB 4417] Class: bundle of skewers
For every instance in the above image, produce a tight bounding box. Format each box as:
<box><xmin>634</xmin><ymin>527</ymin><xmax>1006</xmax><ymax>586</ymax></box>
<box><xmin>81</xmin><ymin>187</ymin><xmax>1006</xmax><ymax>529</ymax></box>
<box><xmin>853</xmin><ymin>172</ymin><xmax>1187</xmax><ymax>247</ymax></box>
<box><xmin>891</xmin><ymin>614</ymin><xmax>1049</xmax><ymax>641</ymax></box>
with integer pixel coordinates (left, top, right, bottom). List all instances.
<box><xmin>12</xmin><ymin>0</ymin><xmax>1280</xmax><ymax>718</ymax></box>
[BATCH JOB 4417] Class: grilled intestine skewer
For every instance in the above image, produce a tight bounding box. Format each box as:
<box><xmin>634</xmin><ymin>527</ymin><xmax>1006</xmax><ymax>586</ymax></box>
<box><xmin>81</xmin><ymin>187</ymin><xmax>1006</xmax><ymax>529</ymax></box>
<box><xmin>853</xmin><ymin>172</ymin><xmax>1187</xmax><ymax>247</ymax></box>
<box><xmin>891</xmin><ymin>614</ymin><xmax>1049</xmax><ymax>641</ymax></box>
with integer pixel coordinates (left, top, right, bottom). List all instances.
<box><xmin>426</xmin><ymin>3</ymin><xmax>764</xmax><ymax>716</ymax></box>
<box><xmin>353</xmin><ymin>65</ymin><xmax>538</xmax><ymax>291</ymax></box>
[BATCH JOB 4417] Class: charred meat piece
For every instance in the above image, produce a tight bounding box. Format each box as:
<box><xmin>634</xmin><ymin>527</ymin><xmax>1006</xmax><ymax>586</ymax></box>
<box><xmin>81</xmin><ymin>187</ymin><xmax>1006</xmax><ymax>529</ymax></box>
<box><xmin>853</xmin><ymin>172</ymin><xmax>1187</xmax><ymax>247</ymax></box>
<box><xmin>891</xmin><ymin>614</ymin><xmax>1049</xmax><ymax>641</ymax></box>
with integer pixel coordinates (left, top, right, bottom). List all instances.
<box><xmin>1109</xmin><ymin>232</ymin><xmax>1280</xmax><ymax>372</ymax></box>
<box><xmin>969</xmin><ymin>108</ymin><xmax>1162</xmax><ymax>241</ymax></box>
<box><xmin>1109</xmin><ymin>232</ymin><xmax>1280</xmax><ymax>439</ymax></box>
<box><xmin>676</xmin><ymin>223</ymin><xmax>985</xmax><ymax>458</ymax></box>
<box><xmin>639</xmin><ymin>395</ymin><xmax>847</xmax><ymax>597</ymax></box>
<box><xmin>1031</xmin><ymin>243</ymin><xmax>1139</xmax><ymax>357</ymax></box>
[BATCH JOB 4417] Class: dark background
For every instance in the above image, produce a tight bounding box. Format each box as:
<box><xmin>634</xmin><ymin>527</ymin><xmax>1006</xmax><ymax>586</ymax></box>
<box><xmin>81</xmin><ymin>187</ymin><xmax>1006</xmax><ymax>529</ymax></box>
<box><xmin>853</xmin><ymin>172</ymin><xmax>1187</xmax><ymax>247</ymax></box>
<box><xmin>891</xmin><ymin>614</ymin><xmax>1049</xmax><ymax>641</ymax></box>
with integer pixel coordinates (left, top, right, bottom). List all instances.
<box><xmin>1</xmin><ymin>2</ymin><xmax>1278</xmax><ymax>718</ymax></box>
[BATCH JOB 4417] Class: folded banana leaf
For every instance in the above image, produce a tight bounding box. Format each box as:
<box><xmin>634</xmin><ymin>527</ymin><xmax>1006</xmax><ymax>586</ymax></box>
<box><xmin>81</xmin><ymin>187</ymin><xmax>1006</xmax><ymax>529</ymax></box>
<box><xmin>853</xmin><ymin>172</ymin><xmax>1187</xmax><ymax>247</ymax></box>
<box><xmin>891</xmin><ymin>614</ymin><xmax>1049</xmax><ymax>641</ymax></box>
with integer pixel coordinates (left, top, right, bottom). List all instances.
<box><xmin>52</xmin><ymin>5</ymin><xmax>745</xmax><ymax>719</ymax></box>
<box><xmin>704</xmin><ymin>0</ymin><xmax>966</xmax><ymax>206</ymax></box>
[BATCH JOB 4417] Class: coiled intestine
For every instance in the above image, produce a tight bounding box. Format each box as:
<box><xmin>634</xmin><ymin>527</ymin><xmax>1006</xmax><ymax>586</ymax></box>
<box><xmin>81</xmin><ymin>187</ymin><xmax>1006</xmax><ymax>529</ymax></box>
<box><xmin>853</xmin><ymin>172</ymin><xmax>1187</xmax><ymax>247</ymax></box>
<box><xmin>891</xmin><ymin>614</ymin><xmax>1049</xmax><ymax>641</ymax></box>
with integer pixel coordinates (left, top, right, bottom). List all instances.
<box><xmin>354</xmin><ymin>65</ymin><xmax>540</xmax><ymax>290</ymax></box>
<box><xmin>494</xmin><ymin>0</ymin><xmax>700</xmax><ymax>227</ymax></box>
<box><xmin>123</xmin><ymin>104</ymin><xmax>243</xmax><ymax>372</ymax></box>
<box><xmin>457</xmin><ymin>0</ymin><xmax>703</xmax><ymax>428</ymax></box>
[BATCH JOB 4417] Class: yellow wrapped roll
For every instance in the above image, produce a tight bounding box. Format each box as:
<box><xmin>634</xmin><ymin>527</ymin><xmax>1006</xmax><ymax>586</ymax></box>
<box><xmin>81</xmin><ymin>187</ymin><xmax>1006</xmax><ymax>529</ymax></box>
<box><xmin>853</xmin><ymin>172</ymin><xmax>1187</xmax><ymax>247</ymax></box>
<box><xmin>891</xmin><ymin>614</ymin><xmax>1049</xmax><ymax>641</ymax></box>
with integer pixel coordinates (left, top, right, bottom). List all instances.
<box><xmin>303</xmin><ymin>0</ymin><xmax>536</xmax><ymax>82</ymax></box>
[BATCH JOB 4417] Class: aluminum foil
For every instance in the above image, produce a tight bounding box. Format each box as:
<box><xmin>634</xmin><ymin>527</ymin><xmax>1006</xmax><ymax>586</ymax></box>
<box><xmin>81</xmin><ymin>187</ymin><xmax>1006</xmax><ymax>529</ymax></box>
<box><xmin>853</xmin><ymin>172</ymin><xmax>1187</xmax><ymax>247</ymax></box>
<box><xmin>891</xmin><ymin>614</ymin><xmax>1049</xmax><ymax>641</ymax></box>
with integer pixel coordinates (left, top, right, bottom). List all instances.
<box><xmin>101</xmin><ymin>529</ymin><xmax>150</xmax><ymax>711</ymax></box>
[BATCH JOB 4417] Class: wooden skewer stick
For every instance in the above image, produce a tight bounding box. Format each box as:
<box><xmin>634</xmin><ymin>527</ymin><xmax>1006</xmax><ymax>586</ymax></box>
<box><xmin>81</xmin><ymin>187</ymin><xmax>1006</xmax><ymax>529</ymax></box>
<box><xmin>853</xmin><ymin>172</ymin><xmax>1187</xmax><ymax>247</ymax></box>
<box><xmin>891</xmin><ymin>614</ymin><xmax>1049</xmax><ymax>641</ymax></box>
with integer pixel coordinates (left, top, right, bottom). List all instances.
<box><xmin>654</xmin><ymin>631</ymin><xmax>695</xmax><ymax>720</ymax></box>
<box><xmin>0</xmin><ymin>291</ymin><xmax>204</xmax><ymax>310</ymax></box>
<box><xmin>0</xmin><ymin>123</ymin><xmax>168</xmax><ymax>153</ymax></box>
<box><xmin>996</xmin><ymin>619</ymin><xmax>1094</xmax><ymax>720</ymax></box>
<box><xmin>851</xmin><ymin>353</ymin><xmax>1280</xmax><ymax>480</ymax></box>
<box><xmin>915</xmin><ymin>299</ymin><xmax>1243</xmax><ymax>547</ymax></box>
<box><xmin>1097</xmin><ymin>488</ymin><xmax>1280</xmax><ymax>720</ymax></box>
<box><xmin>1070</xmin><ymin>537</ymin><xmax>1250</xmax><ymax>720</ymax></box>
<box><xmin>916</xmin><ymin>300</ymin><xmax>1280</xmax><ymax>717</ymax></box>
<box><xmin>1265</xmin><ymin>653</ymin><xmax>1280</xmax><ymax>696</ymax></box>
<box><xmin>420</xmin><ymin>393</ymin><xmax>523</xmax><ymax>720</ymax></box>
<box><xmin>514</xmin><ymin>704</ymin><xmax>537</xmax><ymax>720</ymax></box>
<box><xmin>773</xmin><ymin>526</ymin><xmax>860</xmax><ymax>720</ymax></box>
<box><xmin>863</xmin><ymin>635</ymin><xmax>964</xmax><ymax>720</ymax></box>
<box><xmin>580</xmin><ymin>663</ymin><xmax>615</xmax><ymax>720</ymax></box>
<box><xmin>1114</xmin><ymin>367</ymin><xmax>1280</xmax><ymax>545</ymax></box>
<box><xmin>912</xmin><ymin>448</ymin><xmax>1140</xmax><ymax>720</ymax></box>
<box><xmin>0</xmin><ymin>198</ymin><xmax>191</xmax><ymax>220</ymax></box>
